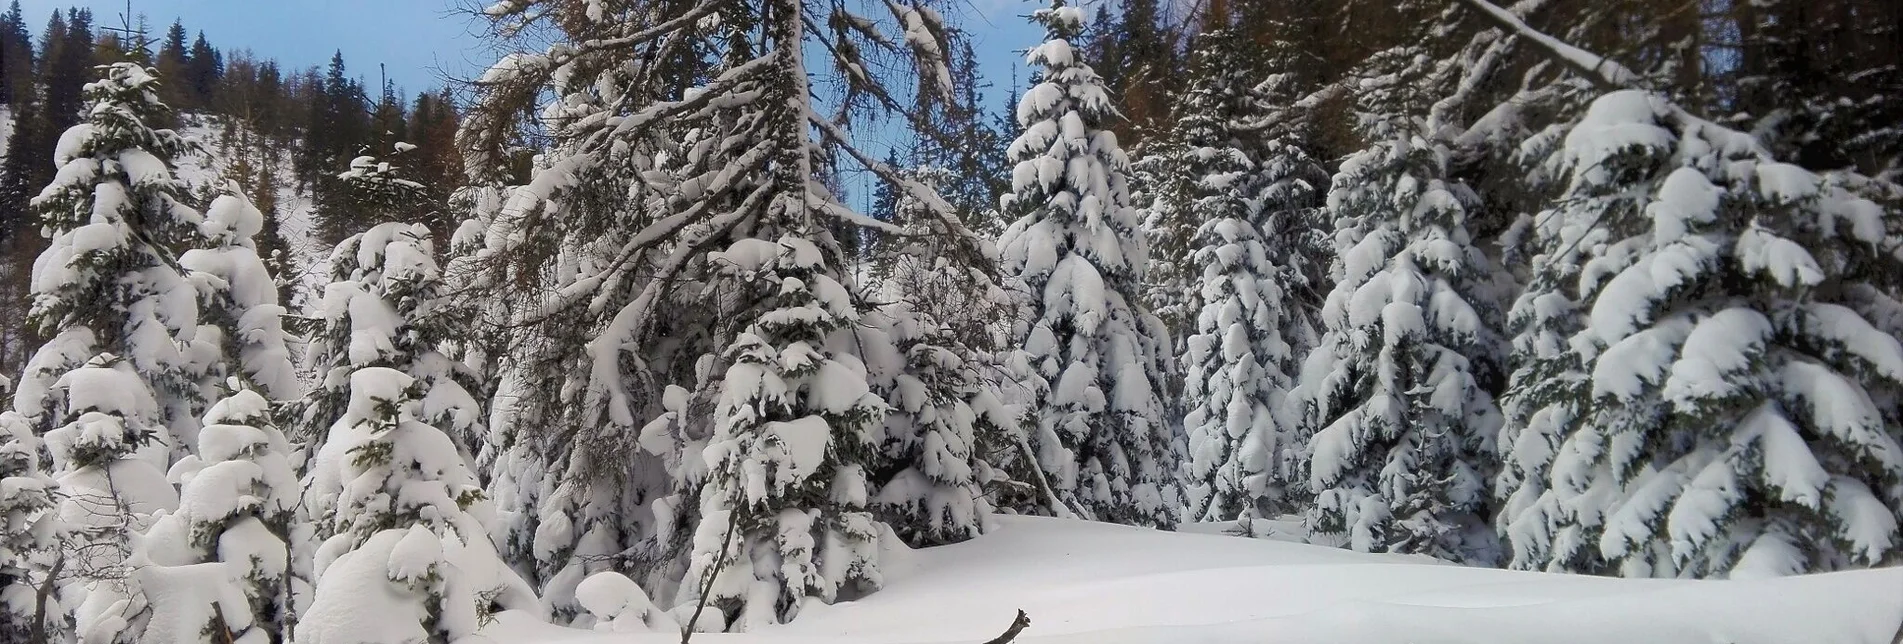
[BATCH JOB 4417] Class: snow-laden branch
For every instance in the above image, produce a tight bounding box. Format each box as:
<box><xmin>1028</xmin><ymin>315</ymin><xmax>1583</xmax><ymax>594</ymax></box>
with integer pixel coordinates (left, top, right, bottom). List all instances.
<box><xmin>805</xmin><ymin>110</ymin><xmax>995</xmax><ymax>276</ymax></box>
<box><xmin>1451</xmin><ymin>0</ymin><xmax>1643</xmax><ymax>91</ymax></box>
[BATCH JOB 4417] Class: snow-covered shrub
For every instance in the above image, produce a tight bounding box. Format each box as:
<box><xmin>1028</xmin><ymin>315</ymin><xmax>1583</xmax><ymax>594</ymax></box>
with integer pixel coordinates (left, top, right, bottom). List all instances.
<box><xmin>575</xmin><ymin>570</ymin><xmax>676</xmax><ymax>633</ymax></box>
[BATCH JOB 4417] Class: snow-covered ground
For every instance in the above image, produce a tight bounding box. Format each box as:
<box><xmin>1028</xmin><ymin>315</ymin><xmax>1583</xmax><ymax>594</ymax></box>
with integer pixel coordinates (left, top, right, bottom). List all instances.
<box><xmin>479</xmin><ymin>516</ymin><xmax>1903</xmax><ymax>644</ymax></box>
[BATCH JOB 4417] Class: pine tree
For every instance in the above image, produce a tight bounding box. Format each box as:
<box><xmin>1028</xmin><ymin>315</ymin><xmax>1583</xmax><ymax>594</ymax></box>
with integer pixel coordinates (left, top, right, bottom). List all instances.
<box><xmin>1286</xmin><ymin>41</ymin><xmax>1507</xmax><ymax>561</ymax></box>
<box><xmin>1497</xmin><ymin>89</ymin><xmax>1903</xmax><ymax>578</ymax></box>
<box><xmin>140</xmin><ymin>385</ymin><xmax>303</xmax><ymax>643</ymax></box>
<box><xmin>295</xmin><ymin>220</ymin><xmax>485</xmax><ymax>465</ymax></box>
<box><xmin>1169</xmin><ymin>22</ymin><xmax>1309</xmax><ymax>524</ymax></box>
<box><xmin>0</xmin><ymin>409</ymin><xmax>57</xmax><ymax>643</ymax></box>
<box><xmin>180</xmin><ymin>185</ymin><xmax>299</xmax><ymax>402</ymax></box>
<box><xmin>997</xmin><ymin>0</ymin><xmax>1181</xmax><ymax>528</ymax></box>
<box><xmin>299</xmin><ymin>367</ymin><xmax>535</xmax><ymax>643</ymax></box>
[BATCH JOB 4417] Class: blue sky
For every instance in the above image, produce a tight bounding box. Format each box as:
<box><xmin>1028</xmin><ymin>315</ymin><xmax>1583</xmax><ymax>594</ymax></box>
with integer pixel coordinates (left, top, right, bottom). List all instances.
<box><xmin>16</xmin><ymin>0</ymin><xmax>1048</xmax><ymax>207</ymax></box>
<box><xmin>17</xmin><ymin>0</ymin><xmax>1044</xmax><ymax>102</ymax></box>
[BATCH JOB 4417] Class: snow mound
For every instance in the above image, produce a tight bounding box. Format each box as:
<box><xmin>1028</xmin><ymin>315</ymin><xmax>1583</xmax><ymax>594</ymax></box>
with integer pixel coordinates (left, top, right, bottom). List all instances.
<box><xmin>476</xmin><ymin>516</ymin><xmax>1903</xmax><ymax>643</ymax></box>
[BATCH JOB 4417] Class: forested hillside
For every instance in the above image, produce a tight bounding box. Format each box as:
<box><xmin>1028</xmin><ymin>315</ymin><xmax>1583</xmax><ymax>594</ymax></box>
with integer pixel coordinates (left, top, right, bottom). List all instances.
<box><xmin>0</xmin><ymin>0</ymin><xmax>1899</xmax><ymax>642</ymax></box>
<box><xmin>0</xmin><ymin>2</ymin><xmax>464</xmax><ymax>375</ymax></box>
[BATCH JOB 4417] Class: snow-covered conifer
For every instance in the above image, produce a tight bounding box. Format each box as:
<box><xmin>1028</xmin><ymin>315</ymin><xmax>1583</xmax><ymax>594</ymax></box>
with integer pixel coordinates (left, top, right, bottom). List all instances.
<box><xmin>1169</xmin><ymin>24</ymin><xmax>1310</xmax><ymax>524</ymax></box>
<box><xmin>14</xmin><ymin>62</ymin><xmax>205</xmax><ymax>455</ymax></box>
<box><xmin>181</xmin><ymin>185</ymin><xmax>299</xmax><ymax>402</ymax></box>
<box><xmin>295</xmin><ymin>222</ymin><xmax>485</xmax><ymax>463</ymax></box>
<box><xmin>1498</xmin><ymin>90</ymin><xmax>1903</xmax><ymax>578</ymax></box>
<box><xmin>859</xmin><ymin>303</ymin><xmax>1006</xmax><ymax>547</ymax></box>
<box><xmin>996</xmin><ymin>0</ymin><xmax>1182</xmax><ymax>528</ymax></box>
<box><xmin>298</xmin><ymin>367</ymin><xmax>536</xmax><ymax>643</ymax></box>
<box><xmin>1287</xmin><ymin>59</ymin><xmax>1507</xmax><ymax>561</ymax></box>
<box><xmin>463</xmin><ymin>0</ymin><xmax>996</xmax><ymax>628</ymax></box>
<box><xmin>679</xmin><ymin>237</ymin><xmax>888</xmax><ymax>630</ymax></box>
<box><xmin>0</xmin><ymin>410</ymin><xmax>57</xmax><ymax>642</ymax></box>
<box><xmin>42</xmin><ymin>356</ymin><xmax>181</xmax><ymax>644</ymax></box>
<box><xmin>140</xmin><ymin>384</ymin><xmax>303</xmax><ymax>643</ymax></box>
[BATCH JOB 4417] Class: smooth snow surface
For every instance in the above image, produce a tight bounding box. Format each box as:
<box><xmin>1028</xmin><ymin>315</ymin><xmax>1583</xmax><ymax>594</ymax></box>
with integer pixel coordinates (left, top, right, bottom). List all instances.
<box><xmin>476</xmin><ymin>516</ymin><xmax>1903</xmax><ymax>644</ymax></box>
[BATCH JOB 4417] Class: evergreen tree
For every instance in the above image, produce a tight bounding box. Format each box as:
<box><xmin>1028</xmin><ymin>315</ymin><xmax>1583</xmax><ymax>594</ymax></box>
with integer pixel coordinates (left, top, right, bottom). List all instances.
<box><xmin>294</xmin><ymin>220</ymin><xmax>485</xmax><ymax>464</ymax></box>
<box><xmin>0</xmin><ymin>0</ymin><xmax>31</xmax><ymax>106</ymax></box>
<box><xmin>0</xmin><ymin>409</ymin><xmax>57</xmax><ymax>643</ymax></box>
<box><xmin>997</xmin><ymin>0</ymin><xmax>1180</xmax><ymax>528</ymax></box>
<box><xmin>461</xmin><ymin>0</ymin><xmax>995</xmax><ymax>629</ymax></box>
<box><xmin>179</xmin><ymin>185</ymin><xmax>299</xmax><ymax>401</ymax></box>
<box><xmin>185</xmin><ymin>31</ymin><xmax>220</xmax><ymax>109</ymax></box>
<box><xmin>140</xmin><ymin>385</ymin><xmax>304</xmax><ymax>644</ymax></box>
<box><xmin>858</xmin><ymin>301</ymin><xmax>1009</xmax><ymax>547</ymax></box>
<box><xmin>299</xmin><ymin>367</ymin><xmax>535</xmax><ymax>644</ymax></box>
<box><xmin>1497</xmin><ymin>90</ymin><xmax>1903</xmax><ymax>577</ymax></box>
<box><xmin>41</xmin><ymin>356</ymin><xmax>179</xmax><ymax>644</ymax></box>
<box><xmin>1169</xmin><ymin>22</ymin><xmax>1308</xmax><ymax>524</ymax></box>
<box><xmin>680</xmin><ymin>236</ymin><xmax>888</xmax><ymax>629</ymax></box>
<box><xmin>14</xmin><ymin>62</ymin><xmax>204</xmax><ymax>459</ymax></box>
<box><xmin>154</xmin><ymin>22</ymin><xmax>189</xmax><ymax>111</ymax></box>
<box><xmin>301</xmin><ymin>51</ymin><xmax>369</xmax><ymax>246</ymax></box>
<box><xmin>405</xmin><ymin>90</ymin><xmax>463</xmax><ymax>246</ymax></box>
<box><xmin>43</xmin><ymin>9</ymin><xmax>93</xmax><ymax>137</ymax></box>
<box><xmin>1285</xmin><ymin>40</ymin><xmax>1508</xmax><ymax>561</ymax></box>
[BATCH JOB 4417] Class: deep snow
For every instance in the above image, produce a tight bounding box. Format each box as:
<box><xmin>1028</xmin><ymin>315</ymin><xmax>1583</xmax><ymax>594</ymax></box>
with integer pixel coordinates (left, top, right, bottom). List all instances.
<box><xmin>476</xmin><ymin>515</ymin><xmax>1903</xmax><ymax>644</ymax></box>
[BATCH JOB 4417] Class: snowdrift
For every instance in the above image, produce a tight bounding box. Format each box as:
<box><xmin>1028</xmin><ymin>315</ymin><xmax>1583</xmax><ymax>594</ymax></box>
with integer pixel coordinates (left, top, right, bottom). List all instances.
<box><xmin>478</xmin><ymin>516</ymin><xmax>1903</xmax><ymax>644</ymax></box>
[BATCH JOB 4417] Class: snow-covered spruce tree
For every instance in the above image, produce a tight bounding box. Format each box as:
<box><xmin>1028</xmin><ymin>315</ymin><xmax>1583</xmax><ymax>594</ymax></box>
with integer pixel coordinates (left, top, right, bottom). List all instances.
<box><xmin>299</xmin><ymin>367</ymin><xmax>536</xmax><ymax>644</ymax></box>
<box><xmin>13</xmin><ymin>62</ymin><xmax>205</xmax><ymax>457</ymax></box>
<box><xmin>679</xmin><ymin>237</ymin><xmax>888</xmax><ymax>630</ymax></box>
<box><xmin>462</xmin><ymin>0</ymin><xmax>994</xmax><ymax>628</ymax></box>
<box><xmin>180</xmin><ymin>185</ymin><xmax>300</xmax><ymax>402</ymax></box>
<box><xmin>1137</xmin><ymin>149</ymin><xmax>1196</xmax><ymax>367</ymax></box>
<box><xmin>997</xmin><ymin>0</ymin><xmax>1182</xmax><ymax>528</ymax></box>
<box><xmin>0</xmin><ymin>410</ymin><xmax>57</xmax><ymax>643</ymax></box>
<box><xmin>140</xmin><ymin>384</ymin><xmax>303</xmax><ymax>643</ymax></box>
<box><xmin>1168</xmin><ymin>23</ymin><xmax>1309</xmax><ymax>525</ymax></box>
<box><xmin>856</xmin><ymin>302</ymin><xmax>1008</xmax><ymax>547</ymax></box>
<box><xmin>41</xmin><ymin>356</ymin><xmax>181</xmax><ymax>644</ymax></box>
<box><xmin>863</xmin><ymin>168</ymin><xmax>1024</xmax><ymax>532</ymax></box>
<box><xmin>870</xmin><ymin>165</ymin><xmax>1015</xmax><ymax>350</ymax></box>
<box><xmin>1497</xmin><ymin>89</ymin><xmax>1903</xmax><ymax>578</ymax></box>
<box><xmin>295</xmin><ymin>220</ymin><xmax>485</xmax><ymax>465</ymax></box>
<box><xmin>1286</xmin><ymin>44</ymin><xmax>1507</xmax><ymax>561</ymax></box>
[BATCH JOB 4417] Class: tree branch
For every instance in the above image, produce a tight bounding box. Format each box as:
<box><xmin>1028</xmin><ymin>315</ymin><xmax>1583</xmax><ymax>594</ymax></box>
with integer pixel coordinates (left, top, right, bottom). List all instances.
<box><xmin>982</xmin><ymin>610</ymin><xmax>1032</xmax><ymax>644</ymax></box>
<box><xmin>1449</xmin><ymin>0</ymin><xmax>1643</xmax><ymax>91</ymax></box>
